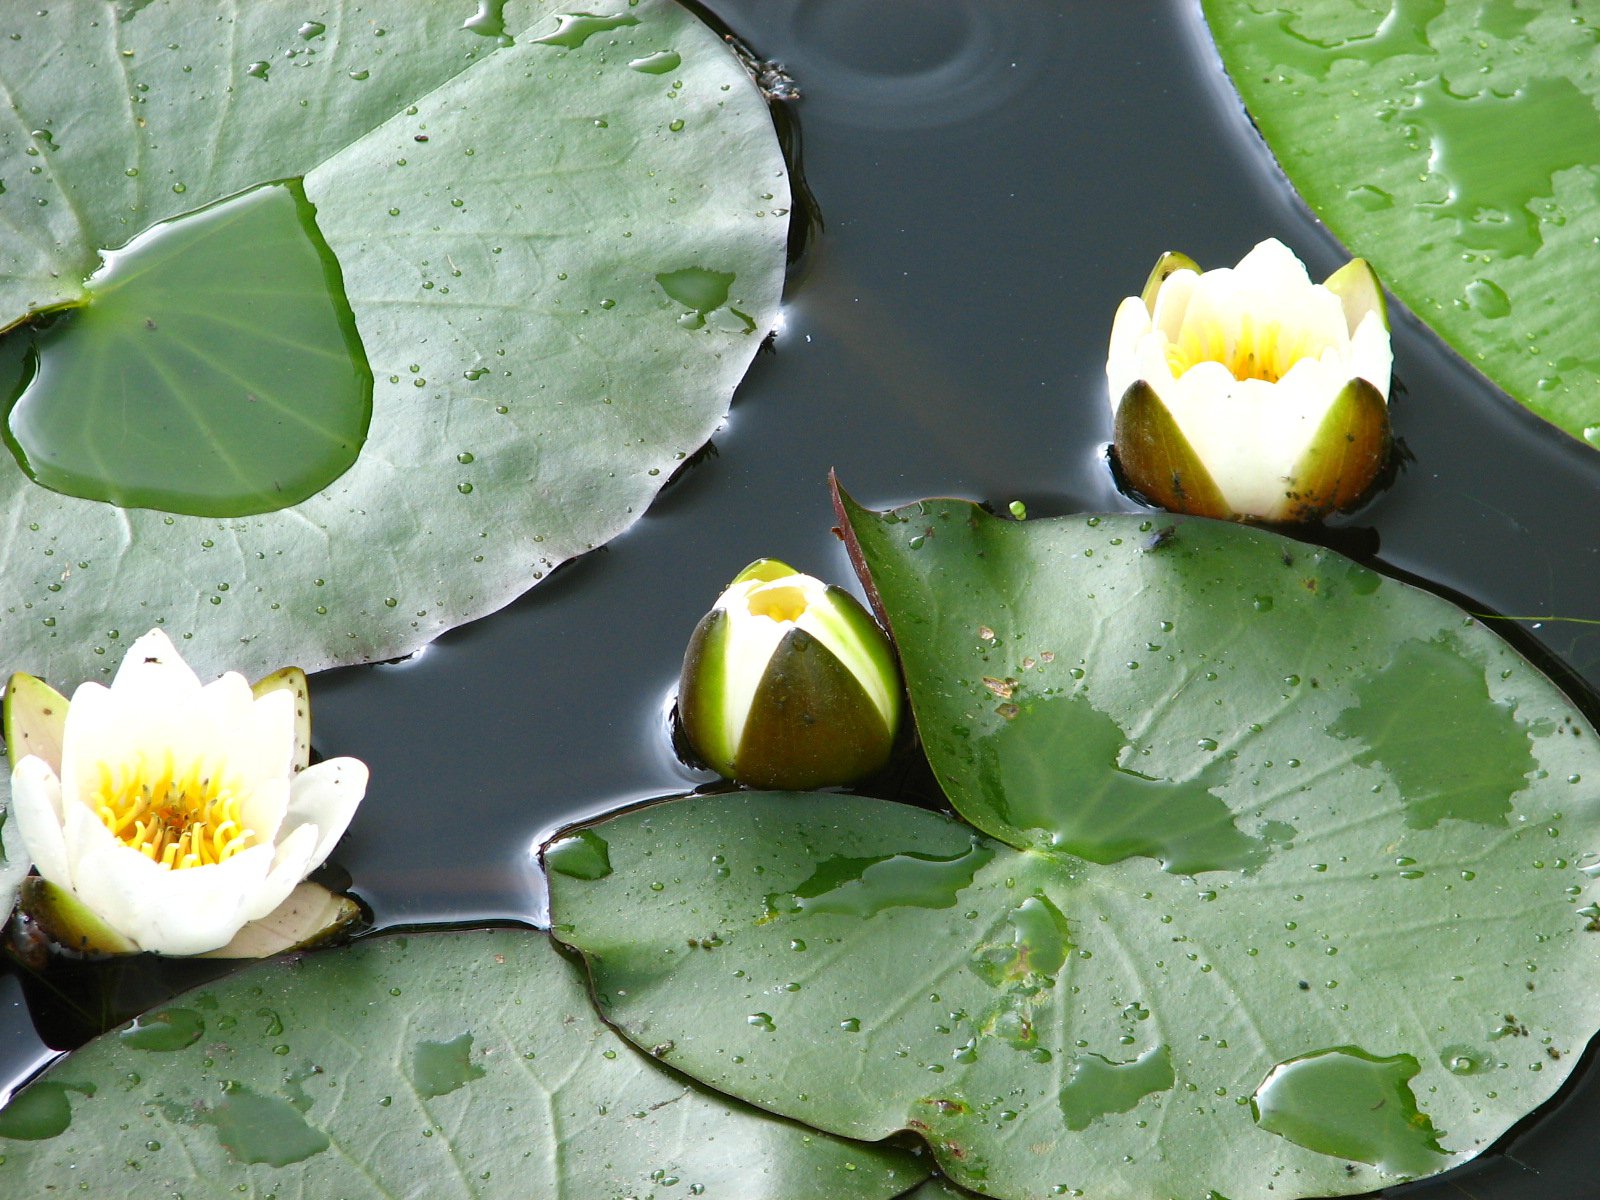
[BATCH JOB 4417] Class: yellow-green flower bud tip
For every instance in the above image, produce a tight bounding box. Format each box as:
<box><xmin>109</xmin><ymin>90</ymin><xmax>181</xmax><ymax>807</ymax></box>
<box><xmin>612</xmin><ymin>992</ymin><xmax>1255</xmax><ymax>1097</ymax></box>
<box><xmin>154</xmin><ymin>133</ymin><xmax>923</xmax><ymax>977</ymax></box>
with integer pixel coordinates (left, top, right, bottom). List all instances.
<box><xmin>678</xmin><ymin>559</ymin><xmax>903</xmax><ymax>790</ymax></box>
<box><xmin>1108</xmin><ymin>238</ymin><xmax>1393</xmax><ymax>523</ymax></box>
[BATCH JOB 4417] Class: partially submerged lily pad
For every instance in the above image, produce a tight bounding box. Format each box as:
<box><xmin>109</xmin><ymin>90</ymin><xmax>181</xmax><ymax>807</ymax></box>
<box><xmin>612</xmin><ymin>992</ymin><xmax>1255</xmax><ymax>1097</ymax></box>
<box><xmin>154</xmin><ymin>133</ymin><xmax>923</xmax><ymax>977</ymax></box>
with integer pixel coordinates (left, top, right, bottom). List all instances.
<box><xmin>1204</xmin><ymin>0</ymin><xmax>1600</xmax><ymax>447</ymax></box>
<box><xmin>0</xmin><ymin>803</ymin><xmax>25</xmax><ymax>924</ymax></box>
<box><xmin>548</xmin><ymin>497</ymin><xmax>1600</xmax><ymax>1200</ymax></box>
<box><xmin>0</xmin><ymin>0</ymin><xmax>788</xmax><ymax>685</ymax></box>
<box><xmin>0</xmin><ymin>929</ymin><xmax>930</xmax><ymax>1197</ymax></box>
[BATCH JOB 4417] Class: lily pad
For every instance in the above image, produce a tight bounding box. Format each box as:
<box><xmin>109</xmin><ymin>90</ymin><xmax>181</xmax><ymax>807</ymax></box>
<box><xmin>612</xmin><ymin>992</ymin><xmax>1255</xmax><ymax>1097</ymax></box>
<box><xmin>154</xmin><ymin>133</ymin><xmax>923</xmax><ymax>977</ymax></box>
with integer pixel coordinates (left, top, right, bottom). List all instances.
<box><xmin>548</xmin><ymin>499</ymin><xmax>1600</xmax><ymax>1200</ymax></box>
<box><xmin>904</xmin><ymin>1181</ymin><xmax>983</xmax><ymax>1200</ymax></box>
<box><xmin>0</xmin><ymin>803</ymin><xmax>25</xmax><ymax>922</ymax></box>
<box><xmin>3</xmin><ymin>178</ymin><xmax>371</xmax><ymax>516</ymax></box>
<box><xmin>0</xmin><ymin>0</ymin><xmax>788</xmax><ymax>685</ymax></box>
<box><xmin>0</xmin><ymin>929</ymin><xmax>929</xmax><ymax>1197</ymax></box>
<box><xmin>1203</xmin><ymin>0</ymin><xmax>1600</xmax><ymax>447</ymax></box>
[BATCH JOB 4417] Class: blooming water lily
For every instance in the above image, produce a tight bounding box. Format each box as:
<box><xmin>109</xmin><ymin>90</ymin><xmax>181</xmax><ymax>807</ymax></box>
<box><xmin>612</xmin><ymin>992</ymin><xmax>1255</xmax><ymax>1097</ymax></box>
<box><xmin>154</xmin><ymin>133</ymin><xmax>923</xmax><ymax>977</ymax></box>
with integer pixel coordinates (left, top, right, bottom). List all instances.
<box><xmin>679</xmin><ymin>559</ymin><xmax>902</xmax><ymax>790</ymax></box>
<box><xmin>4</xmin><ymin>630</ymin><xmax>367</xmax><ymax>957</ymax></box>
<box><xmin>1107</xmin><ymin>237</ymin><xmax>1393</xmax><ymax>522</ymax></box>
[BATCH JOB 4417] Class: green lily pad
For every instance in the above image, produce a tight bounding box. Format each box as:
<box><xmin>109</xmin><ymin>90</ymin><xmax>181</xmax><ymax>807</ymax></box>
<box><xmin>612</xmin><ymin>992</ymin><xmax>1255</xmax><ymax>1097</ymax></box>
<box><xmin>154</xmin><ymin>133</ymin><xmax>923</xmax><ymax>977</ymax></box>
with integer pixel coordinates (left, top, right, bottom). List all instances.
<box><xmin>0</xmin><ymin>929</ymin><xmax>930</xmax><ymax>1197</ymax></box>
<box><xmin>0</xmin><ymin>0</ymin><xmax>787</xmax><ymax>685</ymax></box>
<box><xmin>904</xmin><ymin>1181</ymin><xmax>983</xmax><ymax>1200</ymax></box>
<box><xmin>548</xmin><ymin>499</ymin><xmax>1600</xmax><ymax>1200</ymax></box>
<box><xmin>1203</xmin><ymin>0</ymin><xmax>1600</xmax><ymax>447</ymax></box>
<box><xmin>3</xmin><ymin>178</ymin><xmax>371</xmax><ymax>516</ymax></box>
<box><xmin>0</xmin><ymin>802</ymin><xmax>25</xmax><ymax>922</ymax></box>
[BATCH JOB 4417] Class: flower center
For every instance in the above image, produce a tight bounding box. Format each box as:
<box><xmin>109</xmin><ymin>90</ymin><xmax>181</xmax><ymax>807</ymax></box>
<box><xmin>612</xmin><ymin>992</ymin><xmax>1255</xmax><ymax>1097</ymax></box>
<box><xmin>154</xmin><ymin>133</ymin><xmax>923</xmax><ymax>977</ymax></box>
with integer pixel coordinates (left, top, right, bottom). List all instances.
<box><xmin>91</xmin><ymin>754</ymin><xmax>257</xmax><ymax>870</ymax></box>
<box><xmin>747</xmin><ymin>585</ymin><xmax>808</xmax><ymax>623</ymax></box>
<box><xmin>1166</xmin><ymin>313</ymin><xmax>1320</xmax><ymax>385</ymax></box>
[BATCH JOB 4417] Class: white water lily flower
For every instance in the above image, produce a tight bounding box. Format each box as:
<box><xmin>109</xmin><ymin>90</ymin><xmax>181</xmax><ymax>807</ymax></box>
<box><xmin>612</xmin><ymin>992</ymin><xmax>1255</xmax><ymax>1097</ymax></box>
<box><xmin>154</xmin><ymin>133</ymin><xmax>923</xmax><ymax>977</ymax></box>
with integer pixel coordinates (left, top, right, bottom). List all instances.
<box><xmin>6</xmin><ymin>630</ymin><xmax>367</xmax><ymax>956</ymax></box>
<box><xmin>1107</xmin><ymin>238</ymin><xmax>1393</xmax><ymax>522</ymax></box>
<box><xmin>679</xmin><ymin>559</ymin><xmax>902</xmax><ymax>790</ymax></box>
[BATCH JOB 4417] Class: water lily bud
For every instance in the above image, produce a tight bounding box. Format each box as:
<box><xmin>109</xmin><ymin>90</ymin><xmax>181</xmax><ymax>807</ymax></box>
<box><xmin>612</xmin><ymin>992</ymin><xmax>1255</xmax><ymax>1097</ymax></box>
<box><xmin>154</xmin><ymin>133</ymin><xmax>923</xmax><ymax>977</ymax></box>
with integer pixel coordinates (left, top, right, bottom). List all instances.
<box><xmin>678</xmin><ymin>559</ymin><xmax>902</xmax><ymax>789</ymax></box>
<box><xmin>1107</xmin><ymin>238</ymin><xmax>1393</xmax><ymax>522</ymax></box>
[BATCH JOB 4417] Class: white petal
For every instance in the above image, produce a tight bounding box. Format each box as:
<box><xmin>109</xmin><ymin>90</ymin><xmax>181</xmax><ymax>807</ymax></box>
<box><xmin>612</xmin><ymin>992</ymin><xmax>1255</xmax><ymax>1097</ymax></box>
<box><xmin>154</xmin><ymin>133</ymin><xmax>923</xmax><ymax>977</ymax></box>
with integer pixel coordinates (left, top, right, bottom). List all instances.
<box><xmin>719</xmin><ymin>580</ymin><xmax>797</xmax><ymax>751</ymax></box>
<box><xmin>1107</xmin><ymin>296</ymin><xmax>1155</xmax><ymax>413</ymax></box>
<box><xmin>1150</xmin><ymin>267</ymin><xmax>1199</xmax><ymax>343</ymax></box>
<box><xmin>9</xmin><ymin>757</ymin><xmax>69</xmax><ymax>888</ymax></box>
<box><xmin>1167</xmin><ymin>365</ymin><xmax>1343</xmax><ymax>517</ymax></box>
<box><xmin>279</xmin><ymin>757</ymin><xmax>367</xmax><ymax>870</ymax></box>
<box><xmin>163</xmin><ymin>676</ymin><xmax>256</xmax><ymax>778</ymax></box>
<box><xmin>1172</xmin><ymin>271</ymin><xmax>1243</xmax><ymax>361</ymax></box>
<box><xmin>1264</xmin><ymin>283</ymin><xmax>1348</xmax><ymax>357</ymax></box>
<box><xmin>110</xmin><ymin>629</ymin><xmax>202</xmax><ymax>701</ymax></box>
<box><xmin>1132</xmin><ymin>331</ymin><xmax>1177</xmax><ymax>391</ymax></box>
<box><xmin>241</xmin><ymin>685</ymin><xmax>297</xmax><ymax>780</ymax></box>
<box><xmin>1349</xmin><ymin>311</ymin><xmax>1393</xmax><ymax>397</ymax></box>
<box><xmin>59</xmin><ymin>773</ymin><xmax>119</xmax><ymax>883</ymax></box>
<box><xmin>59</xmin><ymin>680</ymin><xmax>198</xmax><ymax>802</ymax></box>
<box><xmin>238</xmin><ymin>775</ymin><xmax>290</xmax><ymax>848</ymax></box>
<box><xmin>1233</xmin><ymin>238</ymin><xmax>1313</xmax><ymax>290</ymax></box>
<box><xmin>73</xmin><ymin>839</ymin><xmax>274</xmax><ymax>955</ymax></box>
<box><xmin>57</xmin><ymin>684</ymin><xmax>119</xmax><ymax>803</ymax></box>
<box><xmin>200</xmin><ymin>674</ymin><xmax>289</xmax><ymax>783</ymax></box>
<box><xmin>242</xmin><ymin>822</ymin><xmax>321</xmax><ymax>923</ymax></box>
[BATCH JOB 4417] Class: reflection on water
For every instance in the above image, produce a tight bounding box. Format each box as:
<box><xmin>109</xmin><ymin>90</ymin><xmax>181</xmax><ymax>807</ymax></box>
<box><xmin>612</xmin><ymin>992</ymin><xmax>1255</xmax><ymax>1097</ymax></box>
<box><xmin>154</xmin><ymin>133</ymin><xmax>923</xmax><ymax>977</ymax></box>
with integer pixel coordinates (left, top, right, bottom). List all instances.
<box><xmin>756</xmin><ymin>0</ymin><xmax>1055</xmax><ymax>129</ymax></box>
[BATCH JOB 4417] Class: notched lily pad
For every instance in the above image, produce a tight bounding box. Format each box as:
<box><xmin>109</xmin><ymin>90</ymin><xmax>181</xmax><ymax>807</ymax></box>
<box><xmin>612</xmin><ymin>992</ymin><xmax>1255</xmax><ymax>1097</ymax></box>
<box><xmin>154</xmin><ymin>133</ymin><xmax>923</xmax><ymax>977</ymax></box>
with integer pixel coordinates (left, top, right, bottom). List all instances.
<box><xmin>0</xmin><ymin>0</ymin><xmax>789</xmax><ymax>685</ymax></box>
<box><xmin>549</xmin><ymin>498</ymin><xmax>1600</xmax><ymax>1200</ymax></box>
<box><xmin>0</xmin><ymin>929</ymin><xmax>930</xmax><ymax>1198</ymax></box>
<box><xmin>2</xmin><ymin>179</ymin><xmax>371</xmax><ymax>517</ymax></box>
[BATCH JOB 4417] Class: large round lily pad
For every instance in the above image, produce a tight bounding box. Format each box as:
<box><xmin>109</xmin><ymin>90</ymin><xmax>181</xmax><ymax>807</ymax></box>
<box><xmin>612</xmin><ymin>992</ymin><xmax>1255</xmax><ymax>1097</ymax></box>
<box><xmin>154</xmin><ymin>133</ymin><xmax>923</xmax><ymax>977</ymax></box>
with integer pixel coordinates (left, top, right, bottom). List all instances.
<box><xmin>1204</xmin><ymin>0</ymin><xmax>1600</xmax><ymax>447</ymax></box>
<box><xmin>0</xmin><ymin>0</ymin><xmax>788</xmax><ymax>686</ymax></box>
<box><xmin>547</xmin><ymin>497</ymin><xmax>1600</xmax><ymax>1200</ymax></box>
<box><xmin>0</xmin><ymin>929</ymin><xmax>930</xmax><ymax>1197</ymax></box>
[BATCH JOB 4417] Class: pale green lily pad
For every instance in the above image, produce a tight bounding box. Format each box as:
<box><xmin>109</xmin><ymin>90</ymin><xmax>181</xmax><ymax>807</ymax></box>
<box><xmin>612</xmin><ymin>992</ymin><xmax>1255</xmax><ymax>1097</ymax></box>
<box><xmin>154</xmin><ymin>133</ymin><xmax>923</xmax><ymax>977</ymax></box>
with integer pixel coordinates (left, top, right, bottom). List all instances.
<box><xmin>2</xmin><ymin>178</ymin><xmax>372</xmax><ymax>516</ymax></box>
<box><xmin>0</xmin><ymin>799</ymin><xmax>26</xmax><ymax>922</ymax></box>
<box><xmin>0</xmin><ymin>929</ymin><xmax>930</xmax><ymax>1197</ymax></box>
<box><xmin>903</xmin><ymin>1181</ymin><xmax>982</xmax><ymax>1200</ymax></box>
<box><xmin>0</xmin><ymin>0</ymin><xmax>787</xmax><ymax>685</ymax></box>
<box><xmin>1204</xmin><ymin>0</ymin><xmax>1600</xmax><ymax>446</ymax></box>
<box><xmin>549</xmin><ymin>499</ymin><xmax>1600</xmax><ymax>1200</ymax></box>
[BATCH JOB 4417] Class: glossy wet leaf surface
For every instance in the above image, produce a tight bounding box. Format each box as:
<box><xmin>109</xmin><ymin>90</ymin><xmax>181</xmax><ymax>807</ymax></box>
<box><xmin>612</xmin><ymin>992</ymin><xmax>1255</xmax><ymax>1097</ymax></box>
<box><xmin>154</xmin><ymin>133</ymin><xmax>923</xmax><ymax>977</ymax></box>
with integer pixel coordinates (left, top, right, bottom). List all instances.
<box><xmin>0</xmin><ymin>806</ymin><xmax>24</xmax><ymax>923</ymax></box>
<box><xmin>1204</xmin><ymin>0</ymin><xmax>1600</xmax><ymax>447</ymax></box>
<box><xmin>904</xmin><ymin>1181</ymin><xmax>982</xmax><ymax>1200</ymax></box>
<box><xmin>0</xmin><ymin>929</ymin><xmax>929</xmax><ymax>1197</ymax></box>
<box><xmin>549</xmin><ymin>501</ymin><xmax>1600</xmax><ymax>1200</ymax></box>
<box><xmin>0</xmin><ymin>0</ymin><xmax>787</xmax><ymax>685</ymax></box>
<box><xmin>2</xmin><ymin>179</ymin><xmax>370</xmax><ymax>516</ymax></box>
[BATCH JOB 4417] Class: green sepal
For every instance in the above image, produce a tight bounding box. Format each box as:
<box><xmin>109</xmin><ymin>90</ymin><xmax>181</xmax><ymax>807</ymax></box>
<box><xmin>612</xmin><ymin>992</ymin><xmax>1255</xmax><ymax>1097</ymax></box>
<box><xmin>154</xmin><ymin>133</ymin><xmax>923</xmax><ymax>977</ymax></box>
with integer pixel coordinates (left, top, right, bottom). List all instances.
<box><xmin>679</xmin><ymin>607</ymin><xmax>737</xmax><ymax>777</ymax></box>
<box><xmin>729</xmin><ymin>558</ymin><xmax>798</xmax><ymax>586</ymax></box>
<box><xmin>1141</xmin><ymin>250</ymin><xmax>1200</xmax><ymax>312</ymax></box>
<box><xmin>1278</xmin><ymin>377</ymin><xmax>1391</xmax><ymax>522</ymax></box>
<box><xmin>1323</xmin><ymin>256</ymin><xmax>1389</xmax><ymax>332</ymax></box>
<box><xmin>201</xmin><ymin>882</ymin><xmax>364</xmax><ymax>959</ymax></box>
<box><xmin>16</xmin><ymin>877</ymin><xmax>139</xmax><ymax>956</ymax></box>
<box><xmin>251</xmin><ymin>667</ymin><xmax>311</xmax><ymax>774</ymax></box>
<box><xmin>734</xmin><ymin>627</ymin><xmax>894</xmax><ymax>790</ymax></box>
<box><xmin>811</xmin><ymin>584</ymin><xmax>903</xmax><ymax>735</ymax></box>
<box><xmin>1112</xmin><ymin>379</ymin><xmax>1233</xmax><ymax>520</ymax></box>
<box><xmin>4</xmin><ymin>673</ymin><xmax>68</xmax><ymax>773</ymax></box>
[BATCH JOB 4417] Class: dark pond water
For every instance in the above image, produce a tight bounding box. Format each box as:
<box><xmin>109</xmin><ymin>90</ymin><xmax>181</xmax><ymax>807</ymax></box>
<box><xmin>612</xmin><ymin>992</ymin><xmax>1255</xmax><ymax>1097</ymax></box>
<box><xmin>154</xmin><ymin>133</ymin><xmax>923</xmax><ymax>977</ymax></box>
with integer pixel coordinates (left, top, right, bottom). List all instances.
<box><xmin>4</xmin><ymin>2</ymin><xmax>1599</xmax><ymax>1196</ymax></box>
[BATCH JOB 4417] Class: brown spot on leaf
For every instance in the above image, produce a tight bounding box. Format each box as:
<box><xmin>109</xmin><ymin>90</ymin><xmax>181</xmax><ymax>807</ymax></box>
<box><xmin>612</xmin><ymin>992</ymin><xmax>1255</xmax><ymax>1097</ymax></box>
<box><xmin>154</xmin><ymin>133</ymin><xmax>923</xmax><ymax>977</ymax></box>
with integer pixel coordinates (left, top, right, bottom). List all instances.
<box><xmin>982</xmin><ymin>677</ymin><xmax>1015</xmax><ymax>701</ymax></box>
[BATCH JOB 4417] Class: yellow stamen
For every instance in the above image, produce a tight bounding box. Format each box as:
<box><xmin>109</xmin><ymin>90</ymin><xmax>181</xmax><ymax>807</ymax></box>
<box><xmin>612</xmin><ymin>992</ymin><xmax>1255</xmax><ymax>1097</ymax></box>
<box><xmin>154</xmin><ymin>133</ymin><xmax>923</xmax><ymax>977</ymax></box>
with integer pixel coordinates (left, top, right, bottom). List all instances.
<box><xmin>748</xmin><ymin>585</ymin><xmax>808</xmax><ymax>623</ymax></box>
<box><xmin>1166</xmin><ymin>314</ymin><xmax>1310</xmax><ymax>385</ymax></box>
<box><xmin>91</xmin><ymin>751</ymin><xmax>257</xmax><ymax>870</ymax></box>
